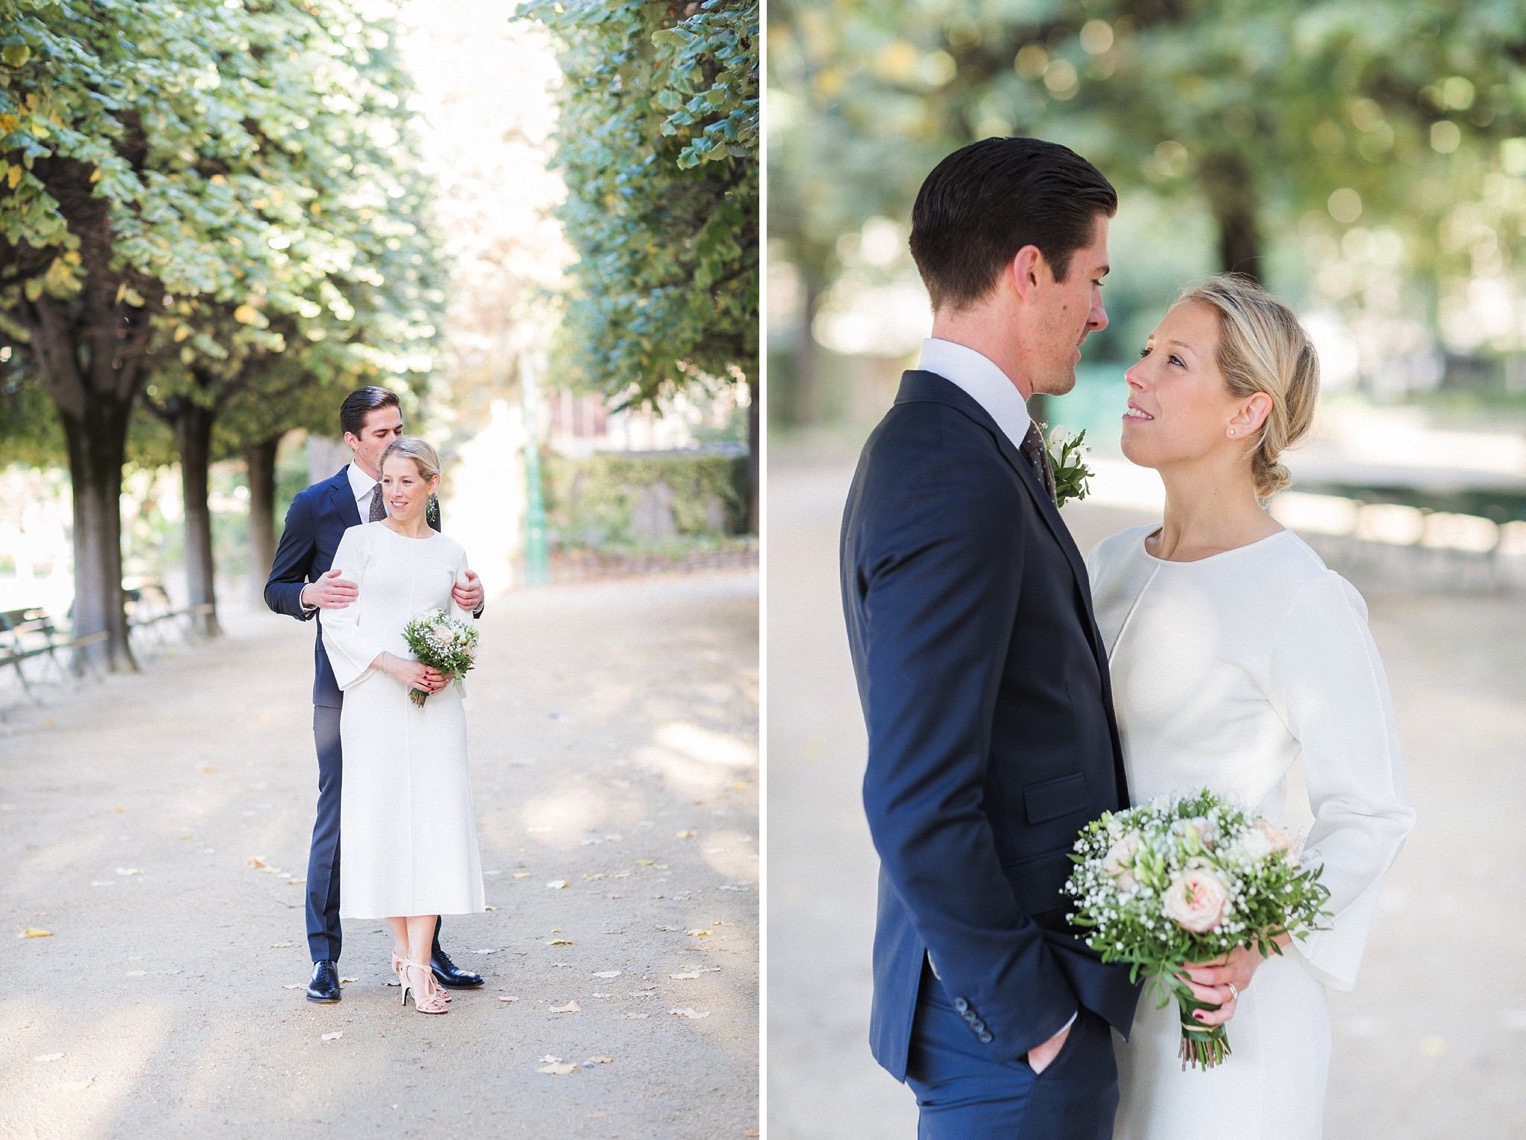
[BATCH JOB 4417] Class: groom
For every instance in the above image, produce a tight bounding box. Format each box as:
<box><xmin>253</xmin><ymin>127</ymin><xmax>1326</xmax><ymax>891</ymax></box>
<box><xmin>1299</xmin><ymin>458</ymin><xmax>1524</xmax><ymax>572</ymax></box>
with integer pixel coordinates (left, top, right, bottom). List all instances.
<box><xmin>265</xmin><ymin>385</ymin><xmax>485</xmax><ymax>1003</ymax></box>
<box><xmin>840</xmin><ymin>137</ymin><xmax>1140</xmax><ymax>1136</ymax></box>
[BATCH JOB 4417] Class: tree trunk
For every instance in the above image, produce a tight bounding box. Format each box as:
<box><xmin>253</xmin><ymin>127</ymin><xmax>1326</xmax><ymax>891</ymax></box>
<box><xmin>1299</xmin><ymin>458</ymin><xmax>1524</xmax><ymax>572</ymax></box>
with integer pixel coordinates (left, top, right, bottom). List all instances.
<box><xmin>174</xmin><ymin>399</ymin><xmax>222</xmax><ymax>638</ymax></box>
<box><xmin>1201</xmin><ymin>151</ymin><xmax>1263</xmax><ymax>281</ymax></box>
<box><xmin>790</xmin><ymin>273</ymin><xmax>824</xmax><ymax>427</ymax></box>
<box><xmin>245</xmin><ymin>435</ymin><xmax>281</xmax><ymax>606</ymax></box>
<box><xmin>745</xmin><ymin>374</ymin><xmax>759</xmax><ymax>535</ymax></box>
<box><xmin>58</xmin><ymin>392</ymin><xmax>137</xmax><ymax>674</ymax></box>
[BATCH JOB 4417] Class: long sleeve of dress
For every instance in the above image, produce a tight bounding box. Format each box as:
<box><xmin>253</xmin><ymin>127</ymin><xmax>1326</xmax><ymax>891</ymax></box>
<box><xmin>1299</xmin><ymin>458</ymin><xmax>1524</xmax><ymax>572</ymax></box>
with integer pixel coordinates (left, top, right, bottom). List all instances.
<box><xmin>319</xmin><ymin>527</ymin><xmax>387</xmax><ymax>691</ymax></box>
<box><xmin>1267</xmin><ymin>572</ymin><xmax>1416</xmax><ymax>991</ymax></box>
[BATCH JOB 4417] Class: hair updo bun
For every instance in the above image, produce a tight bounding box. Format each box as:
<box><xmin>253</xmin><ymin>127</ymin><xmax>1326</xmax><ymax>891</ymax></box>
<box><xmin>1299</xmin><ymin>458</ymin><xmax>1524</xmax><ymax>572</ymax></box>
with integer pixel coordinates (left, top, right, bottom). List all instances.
<box><xmin>1177</xmin><ymin>274</ymin><xmax>1320</xmax><ymax>499</ymax></box>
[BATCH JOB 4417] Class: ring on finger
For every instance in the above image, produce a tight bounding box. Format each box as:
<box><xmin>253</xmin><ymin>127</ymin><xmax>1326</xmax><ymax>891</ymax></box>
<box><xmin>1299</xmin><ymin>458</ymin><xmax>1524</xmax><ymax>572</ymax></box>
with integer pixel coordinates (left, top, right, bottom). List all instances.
<box><xmin>1226</xmin><ymin>981</ymin><xmax>1239</xmax><ymax>1002</ymax></box>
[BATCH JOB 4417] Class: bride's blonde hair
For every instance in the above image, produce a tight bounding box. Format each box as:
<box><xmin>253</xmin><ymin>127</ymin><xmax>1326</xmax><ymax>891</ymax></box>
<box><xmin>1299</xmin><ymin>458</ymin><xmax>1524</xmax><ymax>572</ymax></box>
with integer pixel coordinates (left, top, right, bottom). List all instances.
<box><xmin>1177</xmin><ymin>274</ymin><xmax>1320</xmax><ymax>499</ymax></box>
<box><xmin>380</xmin><ymin>436</ymin><xmax>442</xmax><ymax>482</ymax></box>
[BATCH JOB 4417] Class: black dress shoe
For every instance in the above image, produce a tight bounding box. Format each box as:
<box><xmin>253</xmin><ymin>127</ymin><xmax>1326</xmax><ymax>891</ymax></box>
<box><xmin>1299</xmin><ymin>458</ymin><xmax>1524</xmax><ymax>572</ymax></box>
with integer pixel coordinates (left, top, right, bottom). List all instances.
<box><xmin>306</xmin><ymin>959</ymin><xmax>342</xmax><ymax>1003</ymax></box>
<box><xmin>430</xmin><ymin>946</ymin><xmax>483</xmax><ymax>988</ymax></box>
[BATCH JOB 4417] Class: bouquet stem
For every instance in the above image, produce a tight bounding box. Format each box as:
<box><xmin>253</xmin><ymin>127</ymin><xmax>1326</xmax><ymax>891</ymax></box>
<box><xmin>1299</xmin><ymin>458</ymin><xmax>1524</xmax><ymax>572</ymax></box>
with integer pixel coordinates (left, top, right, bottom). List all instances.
<box><xmin>1176</xmin><ymin>992</ymin><xmax>1231</xmax><ymax>1070</ymax></box>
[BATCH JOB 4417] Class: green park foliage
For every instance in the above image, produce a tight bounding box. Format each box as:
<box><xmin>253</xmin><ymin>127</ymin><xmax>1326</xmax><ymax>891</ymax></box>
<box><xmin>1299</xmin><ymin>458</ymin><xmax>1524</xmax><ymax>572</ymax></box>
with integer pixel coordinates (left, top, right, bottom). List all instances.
<box><xmin>521</xmin><ymin>0</ymin><xmax>759</xmax><ymax>409</ymax></box>
<box><xmin>769</xmin><ymin>0</ymin><xmax>1526</xmax><ymax>423</ymax></box>
<box><xmin>0</xmin><ymin>0</ymin><xmax>444</xmax><ymax>663</ymax></box>
<box><xmin>543</xmin><ymin>450</ymin><xmax>748</xmax><ymax>554</ymax></box>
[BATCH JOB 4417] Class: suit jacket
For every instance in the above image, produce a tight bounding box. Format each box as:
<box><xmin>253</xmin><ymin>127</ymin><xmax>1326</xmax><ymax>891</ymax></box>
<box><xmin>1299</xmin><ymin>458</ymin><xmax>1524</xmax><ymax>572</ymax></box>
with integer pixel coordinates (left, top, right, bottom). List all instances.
<box><xmin>840</xmin><ymin>370</ymin><xmax>1140</xmax><ymax>1082</ymax></box>
<box><xmin>264</xmin><ymin>466</ymin><xmax>440</xmax><ymax>708</ymax></box>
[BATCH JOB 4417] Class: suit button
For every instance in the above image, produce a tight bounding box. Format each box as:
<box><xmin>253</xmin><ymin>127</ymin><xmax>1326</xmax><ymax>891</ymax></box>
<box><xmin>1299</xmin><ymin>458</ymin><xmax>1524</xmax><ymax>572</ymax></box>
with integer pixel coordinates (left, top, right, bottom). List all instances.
<box><xmin>952</xmin><ymin>997</ymin><xmax>970</xmax><ymax>1013</ymax></box>
<box><xmin>970</xmin><ymin>1018</ymin><xmax>986</xmax><ymax>1033</ymax></box>
<box><xmin>978</xmin><ymin>1031</ymin><xmax>994</xmax><ymax>1044</ymax></box>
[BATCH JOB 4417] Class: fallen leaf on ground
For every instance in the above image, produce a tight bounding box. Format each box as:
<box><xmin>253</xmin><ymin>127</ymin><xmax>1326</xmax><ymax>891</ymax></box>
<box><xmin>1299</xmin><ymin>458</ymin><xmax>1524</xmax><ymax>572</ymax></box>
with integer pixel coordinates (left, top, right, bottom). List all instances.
<box><xmin>20</xmin><ymin>928</ymin><xmax>52</xmax><ymax>939</ymax></box>
<box><xmin>548</xmin><ymin>939</ymin><xmax>573</xmax><ymax>946</ymax></box>
<box><xmin>199</xmin><ymin>764</ymin><xmax>217</xmax><ymax>773</ymax></box>
<box><xmin>583</xmin><ymin>1056</ymin><xmax>614</xmax><ymax>1066</ymax></box>
<box><xmin>497</xmin><ymin>995</ymin><xmax>518</xmax><ymax>1003</ymax></box>
<box><xmin>248</xmin><ymin>856</ymin><xmax>268</xmax><ymax>869</ymax></box>
<box><xmin>115</xmin><ymin>868</ymin><xmax>142</xmax><ymax>876</ymax></box>
<box><xmin>593</xmin><ymin>970</ymin><xmax>622</xmax><ymax>979</ymax></box>
<box><xmin>675</xmin><ymin>829</ymin><xmax>698</xmax><ymax>839</ymax></box>
<box><xmin>669</xmin><ymin>1008</ymin><xmax>711</xmax><ymax>1019</ymax></box>
<box><xmin>321</xmin><ymin>1031</ymin><xmax>342</xmax><ymax>1042</ymax></box>
<box><xmin>34</xmin><ymin>1053</ymin><xmax>64</xmax><ymax>1063</ymax></box>
<box><xmin>537</xmin><ymin>1061</ymin><xmax>578</xmax><ymax>1076</ymax></box>
<box><xmin>269</xmin><ymin>941</ymin><xmax>294</xmax><ymax>949</ymax></box>
<box><xmin>106</xmin><ymin>805</ymin><xmax>125</xmax><ymax>814</ymax></box>
<box><xmin>340</xmin><ymin>977</ymin><xmax>357</xmax><ymax>984</ymax></box>
<box><xmin>282</xmin><ymin>984</ymin><xmax>304</xmax><ymax>990</ymax></box>
<box><xmin>546</xmin><ymin>880</ymin><xmax>568</xmax><ymax>890</ymax></box>
<box><xmin>513</xmin><ymin>873</ymin><xmax>531</xmax><ymax>879</ymax></box>
<box><xmin>549</xmin><ymin>1000</ymin><xmax>581</xmax><ymax>1014</ymax></box>
<box><xmin>687</xmin><ymin>929</ymin><xmax>713</xmax><ymax>938</ymax></box>
<box><xmin>669</xmin><ymin>970</ymin><xmax>702</xmax><ymax>980</ymax></box>
<box><xmin>473</xmin><ymin>948</ymin><xmax>499</xmax><ymax>954</ymax></box>
<box><xmin>634</xmin><ymin>859</ymin><xmax>655</xmax><ymax>866</ymax></box>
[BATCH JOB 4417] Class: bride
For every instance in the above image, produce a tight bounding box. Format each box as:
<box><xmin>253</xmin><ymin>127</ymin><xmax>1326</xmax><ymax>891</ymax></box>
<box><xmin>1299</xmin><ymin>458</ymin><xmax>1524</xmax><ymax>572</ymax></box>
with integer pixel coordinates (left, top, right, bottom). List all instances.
<box><xmin>1087</xmin><ymin>275</ymin><xmax>1416</xmax><ymax>1138</ymax></box>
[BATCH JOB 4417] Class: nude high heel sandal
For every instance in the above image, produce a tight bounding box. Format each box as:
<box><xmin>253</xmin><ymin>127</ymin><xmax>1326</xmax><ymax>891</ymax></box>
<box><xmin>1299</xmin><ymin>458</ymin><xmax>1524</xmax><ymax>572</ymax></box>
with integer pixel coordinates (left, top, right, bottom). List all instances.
<box><xmin>400</xmin><ymin>959</ymin><xmax>449</xmax><ymax>1014</ymax></box>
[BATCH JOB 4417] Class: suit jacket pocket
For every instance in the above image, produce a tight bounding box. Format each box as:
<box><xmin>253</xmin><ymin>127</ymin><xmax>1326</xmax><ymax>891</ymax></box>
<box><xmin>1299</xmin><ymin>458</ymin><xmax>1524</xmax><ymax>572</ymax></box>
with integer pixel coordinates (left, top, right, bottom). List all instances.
<box><xmin>1023</xmin><ymin>772</ymin><xmax>1090</xmax><ymax>825</ymax></box>
<box><xmin>1002</xmin><ymin>848</ymin><xmax>1076</xmax><ymax>921</ymax></box>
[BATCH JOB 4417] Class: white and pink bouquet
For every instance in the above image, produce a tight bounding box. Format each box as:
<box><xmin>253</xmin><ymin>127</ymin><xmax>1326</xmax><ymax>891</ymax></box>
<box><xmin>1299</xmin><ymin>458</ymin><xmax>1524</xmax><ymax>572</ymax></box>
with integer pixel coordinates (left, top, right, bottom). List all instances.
<box><xmin>400</xmin><ymin>609</ymin><xmax>478</xmax><ymax>708</ymax></box>
<box><xmin>1063</xmin><ymin>789</ymin><xmax>1329</xmax><ymax>1069</ymax></box>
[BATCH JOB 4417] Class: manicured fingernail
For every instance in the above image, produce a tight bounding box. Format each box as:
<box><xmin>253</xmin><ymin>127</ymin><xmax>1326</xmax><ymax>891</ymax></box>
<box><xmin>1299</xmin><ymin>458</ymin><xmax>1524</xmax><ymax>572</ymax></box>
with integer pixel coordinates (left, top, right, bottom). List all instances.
<box><xmin>1193</xmin><ymin>1013</ymin><xmax>1205</xmax><ymax>1021</ymax></box>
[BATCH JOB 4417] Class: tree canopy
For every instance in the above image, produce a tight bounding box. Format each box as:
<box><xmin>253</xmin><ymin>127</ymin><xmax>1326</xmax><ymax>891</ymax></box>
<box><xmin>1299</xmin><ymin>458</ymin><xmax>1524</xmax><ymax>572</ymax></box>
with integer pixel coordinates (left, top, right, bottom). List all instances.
<box><xmin>521</xmin><ymin>0</ymin><xmax>759</xmax><ymax>409</ymax></box>
<box><xmin>0</xmin><ymin>0</ymin><xmax>442</xmax><ymax>664</ymax></box>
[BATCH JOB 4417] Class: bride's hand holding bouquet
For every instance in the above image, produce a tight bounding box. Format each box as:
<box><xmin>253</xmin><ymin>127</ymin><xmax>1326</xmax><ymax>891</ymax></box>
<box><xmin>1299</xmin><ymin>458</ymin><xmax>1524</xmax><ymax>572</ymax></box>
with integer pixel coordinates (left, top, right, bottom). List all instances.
<box><xmin>1064</xmin><ymin>789</ymin><xmax>1331</xmax><ymax>1069</ymax></box>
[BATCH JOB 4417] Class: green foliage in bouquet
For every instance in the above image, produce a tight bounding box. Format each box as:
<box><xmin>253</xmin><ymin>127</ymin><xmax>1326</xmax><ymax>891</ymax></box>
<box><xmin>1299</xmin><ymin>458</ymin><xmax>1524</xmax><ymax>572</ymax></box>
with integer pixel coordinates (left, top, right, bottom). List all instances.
<box><xmin>1064</xmin><ymin>789</ymin><xmax>1331</xmax><ymax>1069</ymax></box>
<box><xmin>401</xmin><ymin>609</ymin><xmax>478</xmax><ymax>709</ymax></box>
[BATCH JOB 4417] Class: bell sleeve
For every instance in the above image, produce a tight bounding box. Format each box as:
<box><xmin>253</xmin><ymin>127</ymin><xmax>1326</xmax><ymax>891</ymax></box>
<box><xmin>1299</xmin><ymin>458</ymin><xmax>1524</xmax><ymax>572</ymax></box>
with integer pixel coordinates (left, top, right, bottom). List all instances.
<box><xmin>319</xmin><ymin>526</ymin><xmax>387</xmax><ymax>691</ymax></box>
<box><xmin>1266</xmin><ymin>571</ymin><xmax>1416</xmax><ymax>991</ymax></box>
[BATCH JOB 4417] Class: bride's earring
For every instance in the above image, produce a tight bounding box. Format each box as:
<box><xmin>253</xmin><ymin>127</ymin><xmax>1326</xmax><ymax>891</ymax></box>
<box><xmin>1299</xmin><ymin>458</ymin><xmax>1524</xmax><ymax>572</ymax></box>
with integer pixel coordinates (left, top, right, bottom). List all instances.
<box><xmin>1228</xmin><ymin>428</ymin><xmax>1237</xmax><ymax>437</ymax></box>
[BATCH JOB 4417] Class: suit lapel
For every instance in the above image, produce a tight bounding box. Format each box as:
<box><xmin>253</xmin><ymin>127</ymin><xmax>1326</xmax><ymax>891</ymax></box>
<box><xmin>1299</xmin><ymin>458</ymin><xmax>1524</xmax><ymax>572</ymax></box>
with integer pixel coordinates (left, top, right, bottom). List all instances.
<box><xmin>895</xmin><ymin>371</ymin><xmax>1113</xmax><ymax>670</ymax></box>
<box><xmin>326</xmin><ymin>466</ymin><xmax>363</xmax><ymax>528</ymax></box>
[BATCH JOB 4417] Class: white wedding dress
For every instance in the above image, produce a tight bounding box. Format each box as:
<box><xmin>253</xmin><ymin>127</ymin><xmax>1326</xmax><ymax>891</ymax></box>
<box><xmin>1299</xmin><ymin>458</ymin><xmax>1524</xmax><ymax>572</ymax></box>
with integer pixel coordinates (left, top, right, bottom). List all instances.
<box><xmin>320</xmin><ymin>522</ymin><xmax>485</xmax><ymax>920</ymax></box>
<box><xmin>1087</xmin><ymin>526</ymin><xmax>1414</xmax><ymax>1140</ymax></box>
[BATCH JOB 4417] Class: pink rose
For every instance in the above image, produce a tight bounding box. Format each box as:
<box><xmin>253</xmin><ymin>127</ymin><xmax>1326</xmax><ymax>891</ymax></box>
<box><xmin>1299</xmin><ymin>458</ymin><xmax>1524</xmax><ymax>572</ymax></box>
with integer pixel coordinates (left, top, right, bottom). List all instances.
<box><xmin>1257</xmin><ymin>819</ymin><xmax>1296</xmax><ymax>858</ymax></box>
<box><xmin>1102</xmin><ymin>833</ymin><xmax>1143</xmax><ymax>893</ymax></box>
<box><xmin>1163</xmin><ymin>867</ymin><xmax>1231</xmax><ymax>933</ymax></box>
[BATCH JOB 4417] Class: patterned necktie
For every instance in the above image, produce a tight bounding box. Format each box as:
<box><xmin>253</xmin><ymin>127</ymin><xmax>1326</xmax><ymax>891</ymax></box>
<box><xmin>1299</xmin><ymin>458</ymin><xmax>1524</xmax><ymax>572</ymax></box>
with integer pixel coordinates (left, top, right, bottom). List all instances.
<box><xmin>367</xmin><ymin>482</ymin><xmax>386</xmax><ymax>522</ymax></box>
<box><xmin>1020</xmin><ymin>421</ymin><xmax>1058</xmax><ymax>506</ymax></box>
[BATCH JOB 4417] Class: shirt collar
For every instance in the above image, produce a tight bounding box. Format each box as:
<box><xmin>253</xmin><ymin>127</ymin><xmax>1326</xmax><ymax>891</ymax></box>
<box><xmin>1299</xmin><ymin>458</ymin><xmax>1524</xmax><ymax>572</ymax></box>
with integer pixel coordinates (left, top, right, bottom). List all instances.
<box><xmin>916</xmin><ymin>338</ymin><xmax>1033</xmax><ymax>452</ymax></box>
<box><xmin>346</xmin><ymin>462</ymin><xmax>378</xmax><ymax>505</ymax></box>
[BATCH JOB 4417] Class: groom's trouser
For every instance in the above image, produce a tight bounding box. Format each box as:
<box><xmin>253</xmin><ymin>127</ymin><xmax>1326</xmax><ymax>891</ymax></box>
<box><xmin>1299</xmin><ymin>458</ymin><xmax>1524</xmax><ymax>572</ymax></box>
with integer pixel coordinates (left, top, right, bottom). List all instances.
<box><xmin>306</xmin><ymin>706</ymin><xmax>344</xmax><ymax>963</ymax></box>
<box><xmin>306</xmin><ymin>704</ymin><xmax>448</xmax><ymax>964</ymax></box>
<box><xmin>905</xmin><ymin>963</ymin><xmax>1119</xmax><ymax>1139</ymax></box>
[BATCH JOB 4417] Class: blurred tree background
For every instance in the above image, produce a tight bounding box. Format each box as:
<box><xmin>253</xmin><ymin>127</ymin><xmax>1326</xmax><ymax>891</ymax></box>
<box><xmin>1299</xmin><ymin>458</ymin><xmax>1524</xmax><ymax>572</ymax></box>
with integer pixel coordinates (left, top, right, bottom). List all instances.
<box><xmin>0</xmin><ymin>0</ymin><xmax>759</xmax><ymax>672</ymax></box>
<box><xmin>768</xmin><ymin>0</ymin><xmax>1526</xmax><ymax>436</ymax></box>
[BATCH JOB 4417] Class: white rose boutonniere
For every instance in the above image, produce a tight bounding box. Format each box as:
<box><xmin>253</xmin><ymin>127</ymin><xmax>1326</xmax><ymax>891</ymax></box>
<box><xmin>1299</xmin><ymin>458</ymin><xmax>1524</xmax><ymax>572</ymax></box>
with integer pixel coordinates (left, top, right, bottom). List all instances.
<box><xmin>1043</xmin><ymin>424</ymin><xmax>1094</xmax><ymax>507</ymax></box>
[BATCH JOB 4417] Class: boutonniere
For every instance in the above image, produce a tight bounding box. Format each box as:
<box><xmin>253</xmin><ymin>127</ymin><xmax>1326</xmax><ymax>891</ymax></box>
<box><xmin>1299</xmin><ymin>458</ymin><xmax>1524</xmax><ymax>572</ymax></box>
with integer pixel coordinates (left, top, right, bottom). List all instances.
<box><xmin>1044</xmin><ymin>424</ymin><xmax>1094</xmax><ymax>507</ymax></box>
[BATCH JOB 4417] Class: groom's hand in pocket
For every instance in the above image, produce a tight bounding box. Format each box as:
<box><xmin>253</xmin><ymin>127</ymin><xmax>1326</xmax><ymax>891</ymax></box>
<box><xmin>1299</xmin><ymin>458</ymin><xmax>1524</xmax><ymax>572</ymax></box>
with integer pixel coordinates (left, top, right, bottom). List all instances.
<box><xmin>1026</xmin><ymin>1019</ymin><xmax>1073</xmax><ymax>1074</ymax></box>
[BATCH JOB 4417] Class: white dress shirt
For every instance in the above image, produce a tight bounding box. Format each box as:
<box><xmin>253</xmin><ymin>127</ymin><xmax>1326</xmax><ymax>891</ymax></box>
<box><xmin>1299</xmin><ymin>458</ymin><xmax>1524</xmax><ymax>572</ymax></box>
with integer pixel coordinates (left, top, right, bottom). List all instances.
<box><xmin>916</xmin><ymin>338</ymin><xmax>1034</xmax><ymax>452</ymax></box>
<box><xmin>347</xmin><ymin>463</ymin><xmax>379</xmax><ymax>517</ymax></box>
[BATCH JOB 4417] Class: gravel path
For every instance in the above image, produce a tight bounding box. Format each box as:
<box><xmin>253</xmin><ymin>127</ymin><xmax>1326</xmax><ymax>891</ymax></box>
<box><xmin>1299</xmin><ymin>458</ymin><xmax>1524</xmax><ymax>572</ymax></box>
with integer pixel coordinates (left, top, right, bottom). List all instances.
<box><xmin>0</xmin><ymin>571</ymin><xmax>759</xmax><ymax>1140</ymax></box>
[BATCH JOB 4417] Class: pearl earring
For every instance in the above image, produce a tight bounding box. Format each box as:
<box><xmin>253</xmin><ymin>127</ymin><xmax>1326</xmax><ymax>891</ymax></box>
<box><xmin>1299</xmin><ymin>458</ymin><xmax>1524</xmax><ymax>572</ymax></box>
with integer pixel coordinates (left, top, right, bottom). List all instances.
<box><xmin>1228</xmin><ymin>429</ymin><xmax>1236</xmax><ymax>436</ymax></box>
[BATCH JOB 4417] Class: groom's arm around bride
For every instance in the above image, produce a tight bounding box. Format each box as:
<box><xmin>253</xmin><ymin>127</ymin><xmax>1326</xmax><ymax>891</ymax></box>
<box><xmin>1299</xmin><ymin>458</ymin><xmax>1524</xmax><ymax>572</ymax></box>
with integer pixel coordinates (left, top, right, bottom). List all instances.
<box><xmin>840</xmin><ymin>137</ymin><xmax>1140</xmax><ymax>1140</ymax></box>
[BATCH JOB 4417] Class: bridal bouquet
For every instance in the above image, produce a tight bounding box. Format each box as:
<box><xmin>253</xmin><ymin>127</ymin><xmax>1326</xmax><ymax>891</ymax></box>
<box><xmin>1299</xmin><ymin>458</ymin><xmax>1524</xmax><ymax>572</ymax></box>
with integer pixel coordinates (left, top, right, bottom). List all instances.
<box><xmin>400</xmin><ymin>609</ymin><xmax>478</xmax><ymax>708</ymax></box>
<box><xmin>1063</xmin><ymin>789</ymin><xmax>1330</xmax><ymax>1069</ymax></box>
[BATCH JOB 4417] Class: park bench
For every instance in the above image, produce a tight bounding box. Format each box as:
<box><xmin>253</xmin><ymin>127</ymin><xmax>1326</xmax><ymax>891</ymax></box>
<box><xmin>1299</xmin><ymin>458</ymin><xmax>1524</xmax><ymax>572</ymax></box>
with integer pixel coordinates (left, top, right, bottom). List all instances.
<box><xmin>125</xmin><ymin>579</ymin><xmax>217</xmax><ymax>649</ymax></box>
<box><xmin>0</xmin><ymin>606</ymin><xmax>109</xmax><ymax>707</ymax></box>
<box><xmin>1275</xmin><ymin>477</ymin><xmax>1526</xmax><ymax>592</ymax></box>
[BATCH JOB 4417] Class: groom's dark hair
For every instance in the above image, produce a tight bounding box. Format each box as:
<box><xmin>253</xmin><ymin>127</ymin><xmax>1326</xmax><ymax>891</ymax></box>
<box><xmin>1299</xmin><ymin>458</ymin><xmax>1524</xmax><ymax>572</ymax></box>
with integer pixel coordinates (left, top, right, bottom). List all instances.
<box><xmin>339</xmin><ymin>386</ymin><xmax>401</xmax><ymax>438</ymax></box>
<box><xmin>909</xmin><ymin>136</ymin><xmax>1117</xmax><ymax>312</ymax></box>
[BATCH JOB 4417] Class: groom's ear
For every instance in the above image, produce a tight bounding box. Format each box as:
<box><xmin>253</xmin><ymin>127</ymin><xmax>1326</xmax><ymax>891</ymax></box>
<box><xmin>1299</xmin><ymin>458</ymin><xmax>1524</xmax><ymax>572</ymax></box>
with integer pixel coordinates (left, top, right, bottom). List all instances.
<box><xmin>1009</xmin><ymin>244</ymin><xmax>1046</xmax><ymax>300</ymax></box>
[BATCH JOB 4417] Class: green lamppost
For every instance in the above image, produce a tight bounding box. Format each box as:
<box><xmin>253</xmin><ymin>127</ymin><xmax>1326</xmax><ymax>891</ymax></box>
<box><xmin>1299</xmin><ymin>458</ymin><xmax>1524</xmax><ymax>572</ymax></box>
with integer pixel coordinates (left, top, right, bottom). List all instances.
<box><xmin>521</xmin><ymin>350</ymin><xmax>549</xmax><ymax>587</ymax></box>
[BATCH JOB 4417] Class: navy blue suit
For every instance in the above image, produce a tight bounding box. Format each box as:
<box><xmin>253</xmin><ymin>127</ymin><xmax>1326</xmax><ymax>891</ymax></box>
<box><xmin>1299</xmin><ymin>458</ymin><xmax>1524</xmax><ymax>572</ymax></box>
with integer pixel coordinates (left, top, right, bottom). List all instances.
<box><xmin>841</xmin><ymin>372</ymin><xmax>1140</xmax><ymax>1137</ymax></box>
<box><xmin>264</xmin><ymin>466</ymin><xmax>444</xmax><ymax>962</ymax></box>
